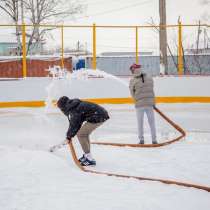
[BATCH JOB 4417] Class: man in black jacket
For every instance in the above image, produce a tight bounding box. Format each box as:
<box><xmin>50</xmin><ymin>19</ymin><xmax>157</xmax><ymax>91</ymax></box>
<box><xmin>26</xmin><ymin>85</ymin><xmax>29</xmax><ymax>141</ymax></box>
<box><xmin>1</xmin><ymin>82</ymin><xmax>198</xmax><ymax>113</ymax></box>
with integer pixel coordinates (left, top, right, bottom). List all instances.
<box><xmin>57</xmin><ymin>96</ymin><xmax>109</xmax><ymax>166</ymax></box>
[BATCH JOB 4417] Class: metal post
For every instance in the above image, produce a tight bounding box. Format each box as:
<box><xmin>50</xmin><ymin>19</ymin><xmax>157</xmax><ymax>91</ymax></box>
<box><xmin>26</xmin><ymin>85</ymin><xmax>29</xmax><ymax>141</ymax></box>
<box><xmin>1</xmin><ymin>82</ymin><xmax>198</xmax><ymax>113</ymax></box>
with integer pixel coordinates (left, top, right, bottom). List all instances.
<box><xmin>22</xmin><ymin>23</ymin><xmax>27</xmax><ymax>78</ymax></box>
<box><xmin>92</xmin><ymin>23</ymin><xmax>96</xmax><ymax>70</ymax></box>
<box><xmin>159</xmin><ymin>0</ymin><xmax>168</xmax><ymax>74</ymax></box>
<box><xmin>61</xmin><ymin>25</ymin><xmax>64</xmax><ymax>69</ymax></box>
<box><xmin>135</xmin><ymin>26</ymin><xmax>139</xmax><ymax>64</ymax></box>
<box><xmin>178</xmin><ymin>21</ymin><xmax>183</xmax><ymax>75</ymax></box>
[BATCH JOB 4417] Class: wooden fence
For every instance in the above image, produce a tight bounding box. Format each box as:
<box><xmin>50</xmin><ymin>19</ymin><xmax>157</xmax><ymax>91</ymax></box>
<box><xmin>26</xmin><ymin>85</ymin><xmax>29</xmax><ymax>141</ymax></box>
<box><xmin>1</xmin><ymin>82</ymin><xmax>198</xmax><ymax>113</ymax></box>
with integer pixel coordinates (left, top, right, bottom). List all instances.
<box><xmin>0</xmin><ymin>57</ymin><xmax>72</xmax><ymax>78</ymax></box>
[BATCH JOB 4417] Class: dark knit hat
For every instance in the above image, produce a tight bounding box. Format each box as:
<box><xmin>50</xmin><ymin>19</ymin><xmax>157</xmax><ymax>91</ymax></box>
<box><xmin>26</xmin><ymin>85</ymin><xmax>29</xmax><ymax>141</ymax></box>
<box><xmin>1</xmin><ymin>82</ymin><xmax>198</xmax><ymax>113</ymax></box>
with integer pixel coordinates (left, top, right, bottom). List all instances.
<box><xmin>57</xmin><ymin>96</ymin><xmax>69</xmax><ymax>109</ymax></box>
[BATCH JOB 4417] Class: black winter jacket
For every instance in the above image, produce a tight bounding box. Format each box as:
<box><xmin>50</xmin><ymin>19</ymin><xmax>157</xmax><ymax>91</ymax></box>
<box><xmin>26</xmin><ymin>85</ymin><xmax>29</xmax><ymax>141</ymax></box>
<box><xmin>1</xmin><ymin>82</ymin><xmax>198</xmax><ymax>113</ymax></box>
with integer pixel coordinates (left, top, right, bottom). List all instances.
<box><xmin>61</xmin><ymin>98</ymin><xmax>109</xmax><ymax>139</ymax></box>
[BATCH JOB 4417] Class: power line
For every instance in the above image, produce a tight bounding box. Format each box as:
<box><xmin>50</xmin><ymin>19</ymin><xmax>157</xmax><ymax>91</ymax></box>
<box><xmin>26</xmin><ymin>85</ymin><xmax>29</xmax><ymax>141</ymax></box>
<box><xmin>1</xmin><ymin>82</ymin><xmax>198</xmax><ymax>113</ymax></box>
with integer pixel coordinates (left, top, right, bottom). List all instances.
<box><xmin>85</xmin><ymin>0</ymin><xmax>131</xmax><ymax>6</ymax></box>
<box><xmin>76</xmin><ymin>0</ymin><xmax>154</xmax><ymax>20</ymax></box>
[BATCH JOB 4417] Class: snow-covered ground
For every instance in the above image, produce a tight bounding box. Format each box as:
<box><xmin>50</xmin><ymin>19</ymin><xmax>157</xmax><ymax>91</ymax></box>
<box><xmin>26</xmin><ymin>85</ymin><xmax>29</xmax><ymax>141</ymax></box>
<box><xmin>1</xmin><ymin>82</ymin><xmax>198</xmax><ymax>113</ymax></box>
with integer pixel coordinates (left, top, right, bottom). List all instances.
<box><xmin>1</xmin><ymin>103</ymin><xmax>210</xmax><ymax>210</ymax></box>
<box><xmin>1</xmin><ymin>69</ymin><xmax>210</xmax><ymax>209</ymax></box>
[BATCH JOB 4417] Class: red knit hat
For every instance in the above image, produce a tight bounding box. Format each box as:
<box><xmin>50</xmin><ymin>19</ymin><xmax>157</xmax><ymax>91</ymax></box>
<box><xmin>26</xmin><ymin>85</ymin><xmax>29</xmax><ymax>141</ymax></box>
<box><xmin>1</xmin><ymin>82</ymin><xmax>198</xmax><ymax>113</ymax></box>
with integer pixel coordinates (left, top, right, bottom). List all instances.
<box><xmin>129</xmin><ymin>63</ymin><xmax>141</xmax><ymax>71</ymax></box>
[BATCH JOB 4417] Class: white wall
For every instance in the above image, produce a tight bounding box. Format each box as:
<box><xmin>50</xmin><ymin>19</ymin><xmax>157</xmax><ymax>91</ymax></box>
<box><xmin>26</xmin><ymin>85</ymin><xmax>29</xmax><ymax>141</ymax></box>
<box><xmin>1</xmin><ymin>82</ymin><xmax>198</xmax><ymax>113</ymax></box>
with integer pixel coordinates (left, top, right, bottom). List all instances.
<box><xmin>0</xmin><ymin>74</ymin><xmax>210</xmax><ymax>103</ymax></box>
<box><xmin>154</xmin><ymin>76</ymin><xmax>210</xmax><ymax>97</ymax></box>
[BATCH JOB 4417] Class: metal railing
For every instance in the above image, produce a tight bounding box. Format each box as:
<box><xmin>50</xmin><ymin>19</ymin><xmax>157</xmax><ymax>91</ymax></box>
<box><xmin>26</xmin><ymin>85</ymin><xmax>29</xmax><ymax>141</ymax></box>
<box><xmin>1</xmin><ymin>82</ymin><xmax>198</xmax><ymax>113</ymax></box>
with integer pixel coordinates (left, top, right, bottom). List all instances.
<box><xmin>0</xmin><ymin>23</ymin><xmax>209</xmax><ymax>77</ymax></box>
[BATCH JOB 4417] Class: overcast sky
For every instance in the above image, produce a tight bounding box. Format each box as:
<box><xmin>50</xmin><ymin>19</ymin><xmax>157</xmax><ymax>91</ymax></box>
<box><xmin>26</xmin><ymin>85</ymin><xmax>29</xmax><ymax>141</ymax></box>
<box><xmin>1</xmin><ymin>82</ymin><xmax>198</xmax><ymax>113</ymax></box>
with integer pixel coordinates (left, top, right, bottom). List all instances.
<box><xmin>0</xmin><ymin>0</ymin><xmax>209</xmax><ymax>53</ymax></box>
<box><xmin>72</xmin><ymin>0</ymin><xmax>207</xmax><ymax>25</ymax></box>
<box><xmin>60</xmin><ymin>0</ymin><xmax>209</xmax><ymax>53</ymax></box>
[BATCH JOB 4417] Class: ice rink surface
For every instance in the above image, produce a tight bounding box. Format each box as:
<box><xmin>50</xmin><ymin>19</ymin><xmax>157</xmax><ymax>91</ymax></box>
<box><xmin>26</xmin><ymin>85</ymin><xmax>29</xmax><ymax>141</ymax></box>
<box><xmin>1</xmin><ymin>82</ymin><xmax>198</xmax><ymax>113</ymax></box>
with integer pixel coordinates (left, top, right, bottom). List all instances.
<box><xmin>0</xmin><ymin>103</ymin><xmax>210</xmax><ymax>210</ymax></box>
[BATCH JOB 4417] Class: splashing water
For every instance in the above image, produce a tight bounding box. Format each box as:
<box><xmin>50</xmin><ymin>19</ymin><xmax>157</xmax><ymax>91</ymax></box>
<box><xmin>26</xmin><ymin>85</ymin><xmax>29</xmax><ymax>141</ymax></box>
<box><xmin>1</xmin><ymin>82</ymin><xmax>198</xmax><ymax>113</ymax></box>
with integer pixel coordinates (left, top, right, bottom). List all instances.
<box><xmin>68</xmin><ymin>68</ymin><xmax>129</xmax><ymax>87</ymax></box>
<box><xmin>44</xmin><ymin>66</ymin><xmax>130</xmax><ymax>113</ymax></box>
<box><xmin>45</xmin><ymin>66</ymin><xmax>68</xmax><ymax>112</ymax></box>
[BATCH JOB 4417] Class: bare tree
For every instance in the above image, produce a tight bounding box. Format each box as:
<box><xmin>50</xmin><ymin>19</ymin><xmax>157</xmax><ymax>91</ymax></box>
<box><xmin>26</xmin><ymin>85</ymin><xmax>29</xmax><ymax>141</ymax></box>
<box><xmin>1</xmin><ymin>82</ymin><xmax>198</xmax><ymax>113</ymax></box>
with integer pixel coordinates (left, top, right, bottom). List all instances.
<box><xmin>0</xmin><ymin>0</ymin><xmax>22</xmax><ymax>55</ymax></box>
<box><xmin>23</xmin><ymin>0</ymin><xmax>85</xmax><ymax>54</ymax></box>
<box><xmin>0</xmin><ymin>0</ymin><xmax>85</xmax><ymax>55</ymax></box>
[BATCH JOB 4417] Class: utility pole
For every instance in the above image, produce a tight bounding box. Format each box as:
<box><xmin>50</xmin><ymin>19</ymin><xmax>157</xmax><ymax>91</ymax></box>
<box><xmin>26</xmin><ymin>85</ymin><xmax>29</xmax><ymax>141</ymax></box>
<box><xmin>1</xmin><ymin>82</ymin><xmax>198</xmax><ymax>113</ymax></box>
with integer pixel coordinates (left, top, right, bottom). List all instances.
<box><xmin>159</xmin><ymin>0</ymin><xmax>168</xmax><ymax>75</ymax></box>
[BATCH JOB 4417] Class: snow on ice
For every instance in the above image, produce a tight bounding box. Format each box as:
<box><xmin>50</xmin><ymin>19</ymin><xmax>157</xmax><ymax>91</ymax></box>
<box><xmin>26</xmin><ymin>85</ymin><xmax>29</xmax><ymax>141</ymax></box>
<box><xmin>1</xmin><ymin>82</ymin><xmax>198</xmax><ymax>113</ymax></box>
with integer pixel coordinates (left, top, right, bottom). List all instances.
<box><xmin>0</xmin><ymin>68</ymin><xmax>210</xmax><ymax>210</ymax></box>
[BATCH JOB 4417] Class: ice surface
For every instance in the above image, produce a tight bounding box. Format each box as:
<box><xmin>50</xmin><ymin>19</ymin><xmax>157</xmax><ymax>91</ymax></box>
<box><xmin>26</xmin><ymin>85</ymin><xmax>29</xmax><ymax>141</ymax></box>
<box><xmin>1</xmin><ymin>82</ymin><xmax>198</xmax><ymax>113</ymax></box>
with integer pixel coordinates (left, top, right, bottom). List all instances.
<box><xmin>0</xmin><ymin>104</ymin><xmax>210</xmax><ymax>210</ymax></box>
<box><xmin>1</xmin><ymin>68</ymin><xmax>210</xmax><ymax>209</ymax></box>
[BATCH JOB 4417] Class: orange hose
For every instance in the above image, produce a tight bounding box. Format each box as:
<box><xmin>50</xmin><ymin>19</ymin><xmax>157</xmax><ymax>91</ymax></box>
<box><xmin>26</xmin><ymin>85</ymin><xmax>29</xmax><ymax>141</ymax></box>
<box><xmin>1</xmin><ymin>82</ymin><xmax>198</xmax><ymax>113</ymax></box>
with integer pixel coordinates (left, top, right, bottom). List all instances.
<box><xmin>67</xmin><ymin>107</ymin><xmax>210</xmax><ymax>193</ymax></box>
<box><xmin>68</xmin><ymin>141</ymin><xmax>210</xmax><ymax>193</ymax></box>
<box><xmin>92</xmin><ymin>106</ymin><xmax>186</xmax><ymax>148</ymax></box>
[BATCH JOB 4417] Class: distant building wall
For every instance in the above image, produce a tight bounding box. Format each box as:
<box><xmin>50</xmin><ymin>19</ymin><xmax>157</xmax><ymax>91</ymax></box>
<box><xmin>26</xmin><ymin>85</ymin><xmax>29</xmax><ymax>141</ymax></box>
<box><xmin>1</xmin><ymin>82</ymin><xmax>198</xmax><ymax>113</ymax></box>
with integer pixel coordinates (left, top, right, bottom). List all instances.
<box><xmin>0</xmin><ymin>42</ymin><xmax>44</xmax><ymax>56</ymax></box>
<box><xmin>0</xmin><ymin>57</ymin><xmax>72</xmax><ymax>78</ymax></box>
<box><xmin>86</xmin><ymin>55</ymin><xmax>210</xmax><ymax>76</ymax></box>
<box><xmin>0</xmin><ymin>43</ymin><xmax>18</xmax><ymax>55</ymax></box>
<box><xmin>184</xmin><ymin>55</ymin><xmax>210</xmax><ymax>74</ymax></box>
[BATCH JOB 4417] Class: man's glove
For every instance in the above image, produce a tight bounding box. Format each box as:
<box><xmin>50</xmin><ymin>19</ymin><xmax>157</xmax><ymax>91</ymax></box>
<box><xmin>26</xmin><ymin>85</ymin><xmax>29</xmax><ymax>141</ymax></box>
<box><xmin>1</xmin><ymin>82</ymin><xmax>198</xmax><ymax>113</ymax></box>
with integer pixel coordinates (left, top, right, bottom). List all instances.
<box><xmin>66</xmin><ymin>137</ymin><xmax>72</xmax><ymax>143</ymax></box>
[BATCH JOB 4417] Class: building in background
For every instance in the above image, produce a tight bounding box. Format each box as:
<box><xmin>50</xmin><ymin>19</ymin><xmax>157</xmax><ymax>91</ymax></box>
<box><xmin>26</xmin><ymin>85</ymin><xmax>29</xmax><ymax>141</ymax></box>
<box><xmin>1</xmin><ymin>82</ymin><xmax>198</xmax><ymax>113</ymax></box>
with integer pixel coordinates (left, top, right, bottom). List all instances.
<box><xmin>0</xmin><ymin>41</ymin><xmax>44</xmax><ymax>56</ymax></box>
<box><xmin>100</xmin><ymin>51</ymin><xmax>153</xmax><ymax>56</ymax></box>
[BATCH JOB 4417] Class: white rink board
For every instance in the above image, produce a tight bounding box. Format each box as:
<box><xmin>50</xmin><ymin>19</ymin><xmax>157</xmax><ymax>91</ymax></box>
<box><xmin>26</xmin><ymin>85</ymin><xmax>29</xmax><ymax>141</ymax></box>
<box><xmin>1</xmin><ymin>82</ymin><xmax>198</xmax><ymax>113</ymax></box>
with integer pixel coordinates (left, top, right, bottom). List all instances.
<box><xmin>0</xmin><ymin>73</ymin><xmax>210</xmax><ymax>102</ymax></box>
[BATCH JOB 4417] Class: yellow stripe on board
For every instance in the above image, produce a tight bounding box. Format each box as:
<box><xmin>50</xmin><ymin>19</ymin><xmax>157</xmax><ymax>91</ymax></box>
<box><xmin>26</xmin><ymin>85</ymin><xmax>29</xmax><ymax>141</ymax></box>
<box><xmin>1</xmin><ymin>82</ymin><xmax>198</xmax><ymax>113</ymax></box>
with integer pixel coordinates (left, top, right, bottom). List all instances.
<box><xmin>83</xmin><ymin>98</ymin><xmax>134</xmax><ymax>104</ymax></box>
<box><xmin>155</xmin><ymin>97</ymin><xmax>210</xmax><ymax>103</ymax></box>
<box><xmin>86</xmin><ymin>97</ymin><xmax>210</xmax><ymax>104</ymax></box>
<box><xmin>1</xmin><ymin>97</ymin><xmax>210</xmax><ymax>108</ymax></box>
<box><xmin>0</xmin><ymin>101</ymin><xmax>45</xmax><ymax>108</ymax></box>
